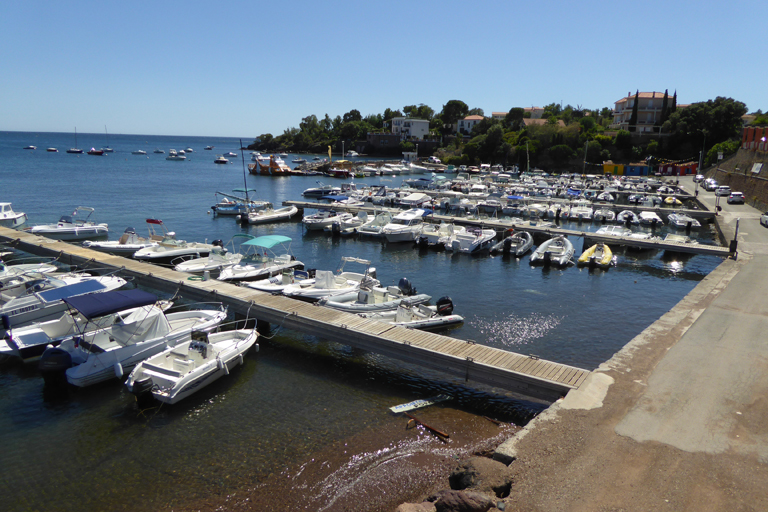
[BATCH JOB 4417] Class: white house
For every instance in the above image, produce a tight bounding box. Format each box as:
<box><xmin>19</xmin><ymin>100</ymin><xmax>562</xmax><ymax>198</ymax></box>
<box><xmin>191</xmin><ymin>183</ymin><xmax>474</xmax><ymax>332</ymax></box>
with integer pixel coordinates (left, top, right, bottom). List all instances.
<box><xmin>612</xmin><ymin>91</ymin><xmax>671</xmax><ymax>133</ymax></box>
<box><xmin>389</xmin><ymin>117</ymin><xmax>430</xmax><ymax>140</ymax></box>
<box><xmin>457</xmin><ymin>115</ymin><xmax>484</xmax><ymax>135</ymax></box>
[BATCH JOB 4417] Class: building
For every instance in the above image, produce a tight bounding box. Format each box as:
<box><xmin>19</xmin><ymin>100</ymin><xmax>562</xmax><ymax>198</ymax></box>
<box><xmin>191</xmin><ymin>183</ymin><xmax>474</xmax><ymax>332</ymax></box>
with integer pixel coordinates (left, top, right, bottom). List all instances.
<box><xmin>491</xmin><ymin>112</ymin><xmax>507</xmax><ymax>121</ymax></box>
<box><xmin>742</xmin><ymin>126</ymin><xmax>768</xmax><ymax>151</ymax></box>
<box><xmin>524</xmin><ymin>107</ymin><xmax>544</xmax><ymax>119</ymax></box>
<box><xmin>612</xmin><ymin>91</ymin><xmax>671</xmax><ymax>133</ymax></box>
<box><xmin>456</xmin><ymin>115</ymin><xmax>484</xmax><ymax>135</ymax></box>
<box><xmin>388</xmin><ymin>117</ymin><xmax>430</xmax><ymax>140</ymax></box>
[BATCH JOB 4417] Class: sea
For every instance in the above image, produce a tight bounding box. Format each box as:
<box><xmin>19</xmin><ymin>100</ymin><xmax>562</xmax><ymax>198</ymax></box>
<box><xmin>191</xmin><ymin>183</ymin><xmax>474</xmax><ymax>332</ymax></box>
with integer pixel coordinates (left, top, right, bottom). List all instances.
<box><xmin>0</xmin><ymin>131</ymin><xmax>723</xmax><ymax>511</ymax></box>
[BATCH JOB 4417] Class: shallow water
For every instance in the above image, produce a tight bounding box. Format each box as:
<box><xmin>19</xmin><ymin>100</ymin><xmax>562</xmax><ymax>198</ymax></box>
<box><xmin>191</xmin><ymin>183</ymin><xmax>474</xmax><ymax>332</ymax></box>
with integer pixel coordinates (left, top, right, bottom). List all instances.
<box><xmin>0</xmin><ymin>131</ymin><xmax>723</xmax><ymax>511</ymax></box>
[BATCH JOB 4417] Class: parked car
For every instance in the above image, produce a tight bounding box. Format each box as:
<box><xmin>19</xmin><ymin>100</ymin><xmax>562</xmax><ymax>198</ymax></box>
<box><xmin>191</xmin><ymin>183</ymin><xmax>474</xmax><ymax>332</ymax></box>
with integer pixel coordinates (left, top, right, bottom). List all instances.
<box><xmin>704</xmin><ymin>179</ymin><xmax>719</xmax><ymax>191</ymax></box>
<box><xmin>693</xmin><ymin>174</ymin><xmax>705</xmax><ymax>183</ymax></box>
<box><xmin>715</xmin><ymin>185</ymin><xmax>731</xmax><ymax>197</ymax></box>
<box><xmin>760</xmin><ymin>211</ymin><xmax>768</xmax><ymax>227</ymax></box>
<box><xmin>727</xmin><ymin>192</ymin><xmax>744</xmax><ymax>204</ymax></box>
<box><xmin>427</xmin><ymin>156</ymin><xmax>441</xmax><ymax>164</ymax></box>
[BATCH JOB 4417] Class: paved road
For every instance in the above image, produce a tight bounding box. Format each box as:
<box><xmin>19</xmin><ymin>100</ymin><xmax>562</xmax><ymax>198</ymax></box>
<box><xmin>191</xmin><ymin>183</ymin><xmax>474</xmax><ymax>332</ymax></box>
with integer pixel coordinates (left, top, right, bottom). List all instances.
<box><xmin>500</xmin><ymin>173</ymin><xmax>768</xmax><ymax>511</ymax></box>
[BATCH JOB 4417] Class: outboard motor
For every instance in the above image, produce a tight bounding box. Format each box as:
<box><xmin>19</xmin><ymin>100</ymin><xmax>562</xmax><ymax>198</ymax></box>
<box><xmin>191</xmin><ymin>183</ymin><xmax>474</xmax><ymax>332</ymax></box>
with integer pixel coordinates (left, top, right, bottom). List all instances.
<box><xmin>502</xmin><ymin>237</ymin><xmax>513</xmax><ymax>255</ymax></box>
<box><xmin>436</xmin><ymin>296</ymin><xmax>454</xmax><ymax>316</ymax></box>
<box><xmin>38</xmin><ymin>347</ymin><xmax>73</xmax><ymax>386</ymax></box>
<box><xmin>543</xmin><ymin>251</ymin><xmax>552</xmax><ymax>265</ymax></box>
<box><xmin>131</xmin><ymin>376</ymin><xmax>154</xmax><ymax>397</ymax></box>
<box><xmin>417</xmin><ymin>235</ymin><xmax>429</xmax><ymax>249</ymax></box>
<box><xmin>331</xmin><ymin>222</ymin><xmax>341</xmax><ymax>236</ymax></box>
<box><xmin>398</xmin><ymin>277</ymin><xmax>416</xmax><ymax>296</ymax></box>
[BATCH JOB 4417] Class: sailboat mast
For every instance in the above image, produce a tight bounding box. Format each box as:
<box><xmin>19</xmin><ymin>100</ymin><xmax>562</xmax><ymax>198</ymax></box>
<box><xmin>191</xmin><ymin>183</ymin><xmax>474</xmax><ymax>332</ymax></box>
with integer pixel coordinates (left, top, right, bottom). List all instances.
<box><xmin>239</xmin><ymin>139</ymin><xmax>249</xmax><ymax>202</ymax></box>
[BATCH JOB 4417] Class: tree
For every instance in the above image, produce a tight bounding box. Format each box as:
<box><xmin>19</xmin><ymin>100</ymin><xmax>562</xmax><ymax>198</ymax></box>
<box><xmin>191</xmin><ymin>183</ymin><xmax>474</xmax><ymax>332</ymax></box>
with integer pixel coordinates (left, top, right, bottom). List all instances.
<box><xmin>468</xmin><ymin>107</ymin><xmax>484</xmax><ymax>116</ymax></box>
<box><xmin>578</xmin><ymin>117</ymin><xmax>596</xmax><ymax>132</ymax></box>
<box><xmin>549</xmin><ymin>144</ymin><xmax>576</xmax><ymax>166</ymax></box>
<box><xmin>505</xmin><ymin>108</ymin><xmax>525</xmax><ymax>130</ymax></box>
<box><xmin>628</xmin><ymin>90</ymin><xmax>639</xmax><ymax>132</ymax></box>
<box><xmin>342</xmin><ymin>109</ymin><xmax>362</xmax><ymax>124</ymax></box>
<box><xmin>659</xmin><ymin>89</ymin><xmax>669</xmax><ymax>126</ymax></box>
<box><xmin>667</xmin><ymin>96</ymin><xmax>747</xmax><ymax>154</ymax></box>
<box><xmin>383</xmin><ymin>108</ymin><xmax>402</xmax><ymax>121</ymax></box>
<box><xmin>440</xmin><ymin>100</ymin><xmax>469</xmax><ymax>126</ymax></box>
<box><xmin>614</xmin><ymin>130</ymin><xmax>632</xmax><ymax>151</ymax></box>
<box><xmin>470</xmin><ymin>117</ymin><xmax>500</xmax><ymax>137</ymax></box>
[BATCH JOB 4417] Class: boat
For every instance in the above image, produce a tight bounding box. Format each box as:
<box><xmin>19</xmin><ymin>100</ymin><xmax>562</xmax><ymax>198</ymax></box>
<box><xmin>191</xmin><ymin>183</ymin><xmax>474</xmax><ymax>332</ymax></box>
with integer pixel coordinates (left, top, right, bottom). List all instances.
<box><xmin>638</xmin><ymin>211</ymin><xmax>664</xmax><ymax>227</ymax></box>
<box><xmin>302</xmin><ymin>182</ymin><xmax>341</xmax><ymax>198</ymax></box>
<box><xmin>323</xmin><ymin>211</ymin><xmax>370</xmax><ymax>235</ymax></box>
<box><xmin>664</xmin><ymin>233</ymin><xmax>698</xmax><ymax>245</ymax></box>
<box><xmin>317</xmin><ymin>278</ymin><xmax>430</xmax><ymax>313</ymax></box>
<box><xmin>346</xmin><ymin>150</ymin><xmax>359</xmax><ymax>157</ymax></box>
<box><xmin>82</xmin><ymin>226</ymin><xmax>158</xmax><ymax>256</ymax></box>
<box><xmin>279</xmin><ymin>152</ymin><xmax>288</xmax><ymax>158</ymax></box>
<box><xmin>101</xmin><ymin>126</ymin><xmax>114</xmax><ymax>152</ymax></box>
<box><xmin>417</xmin><ymin>222</ymin><xmax>458</xmax><ymax>250</ymax></box>
<box><xmin>529</xmin><ymin>236</ymin><xmax>574</xmax><ymax>266</ymax></box>
<box><xmin>446</xmin><ymin>226</ymin><xmax>496</xmax><ymax>254</ymax></box>
<box><xmin>37</xmin><ymin>291</ymin><xmax>228</xmax><ymax>388</ymax></box>
<box><xmin>667</xmin><ymin>212</ymin><xmax>701</xmax><ymax>229</ymax></box>
<box><xmin>214</xmin><ymin>155</ymin><xmax>229</xmax><ymax>164</ymax></box>
<box><xmin>489</xmin><ymin>230</ymin><xmax>533</xmax><ymax>257</ymax></box>
<box><xmin>577</xmin><ymin>243</ymin><xmax>613</xmax><ymax>269</ymax></box>
<box><xmin>87</xmin><ymin>148</ymin><xmax>104</xmax><ymax>156</ymax></box>
<box><xmin>0</xmin><ymin>259</ymin><xmax>57</xmax><ymax>282</ymax></box>
<box><xmin>133</xmin><ymin>219</ymin><xmax>221</xmax><ymax>265</ymax></box>
<box><xmin>173</xmin><ymin>236</ymin><xmax>245</xmax><ymax>275</ymax></box>
<box><xmin>223</xmin><ymin>152</ymin><xmax>237</xmax><ymax>157</ymax></box>
<box><xmin>29</xmin><ymin>206</ymin><xmax>108</xmax><ymax>241</ymax></box>
<box><xmin>0</xmin><ymin>274</ymin><xmax>127</xmax><ymax>336</ymax></box>
<box><xmin>0</xmin><ymin>202</ymin><xmax>28</xmax><ymax>229</ymax></box>
<box><xmin>46</xmin><ymin>148</ymin><xmax>58</xmax><ymax>152</ymax></box>
<box><xmin>247</xmin><ymin>205</ymin><xmax>299</xmax><ymax>225</ymax></box>
<box><xmin>166</xmin><ymin>149</ymin><xmax>187</xmax><ymax>161</ymax></box>
<box><xmin>665</xmin><ymin>196</ymin><xmax>683</xmax><ymax>206</ymax></box>
<box><xmin>23</xmin><ymin>145</ymin><xmax>37</xmax><ymax>150</ymax></box>
<box><xmin>242</xmin><ymin>268</ymin><xmax>314</xmax><ymax>293</ymax></box>
<box><xmin>358</xmin><ymin>298</ymin><xmax>464</xmax><ymax>331</ymax></box>
<box><xmin>132</xmin><ymin>150</ymin><xmax>147</xmax><ymax>155</ymax></box>
<box><xmin>66</xmin><ymin>127</ymin><xmax>83</xmax><ymax>154</ymax></box>
<box><xmin>357</xmin><ymin>211</ymin><xmax>393</xmax><ymax>238</ymax></box>
<box><xmin>217</xmin><ymin>235</ymin><xmax>303</xmax><ymax>283</ymax></box>
<box><xmin>382</xmin><ymin>208</ymin><xmax>427</xmax><ymax>243</ymax></box>
<box><xmin>593</xmin><ymin>208</ymin><xmax>616</xmax><ymax>222</ymax></box>
<box><xmin>282</xmin><ymin>256</ymin><xmax>378</xmax><ymax>302</ymax></box>
<box><xmin>210</xmin><ymin>189</ymin><xmax>265</xmax><ymax>216</ymax></box>
<box><xmin>292</xmin><ymin>157</ymin><xmax>306</xmax><ymax>164</ymax></box>
<box><xmin>595</xmin><ymin>225</ymin><xmax>631</xmax><ymax>237</ymax></box>
<box><xmin>616</xmin><ymin>210</ymin><xmax>640</xmax><ymax>225</ymax></box>
<box><xmin>125</xmin><ymin>327</ymin><xmax>258</xmax><ymax>404</ymax></box>
<box><xmin>153</xmin><ymin>149</ymin><xmax>165</xmax><ymax>154</ymax></box>
<box><xmin>185</xmin><ymin>147</ymin><xmax>194</xmax><ymax>153</ymax></box>
<box><xmin>569</xmin><ymin>200</ymin><xmax>593</xmax><ymax>221</ymax></box>
<box><xmin>302</xmin><ymin>210</ymin><xmax>353</xmax><ymax>231</ymax></box>
<box><xmin>204</xmin><ymin>146</ymin><xmax>214</xmax><ymax>150</ymax></box>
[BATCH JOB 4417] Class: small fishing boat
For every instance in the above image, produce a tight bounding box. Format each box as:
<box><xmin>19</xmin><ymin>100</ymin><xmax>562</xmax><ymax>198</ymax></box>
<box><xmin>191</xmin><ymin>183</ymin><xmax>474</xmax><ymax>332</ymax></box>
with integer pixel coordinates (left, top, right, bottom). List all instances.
<box><xmin>204</xmin><ymin>146</ymin><xmax>214</xmax><ymax>150</ymax></box>
<box><xmin>358</xmin><ymin>298</ymin><xmax>464</xmax><ymax>331</ymax></box>
<box><xmin>29</xmin><ymin>206</ymin><xmax>108</xmax><ymax>241</ymax></box>
<box><xmin>282</xmin><ymin>256</ymin><xmax>378</xmax><ymax>302</ymax></box>
<box><xmin>87</xmin><ymin>148</ymin><xmax>104</xmax><ymax>156</ymax></box>
<box><xmin>592</xmin><ymin>208</ymin><xmax>616</xmax><ymax>222</ymax></box>
<box><xmin>529</xmin><ymin>236</ymin><xmax>574</xmax><ymax>267</ymax></box>
<box><xmin>382</xmin><ymin>209</ymin><xmax>427</xmax><ymax>243</ymax></box>
<box><xmin>357</xmin><ymin>211</ymin><xmax>393</xmax><ymax>238</ymax></box>
<box><xmin>173</xmin><ymin>236</ymin><xmax>245</xmax><ymax>275</ymax></box>
<box><xmin>125</xmin><ymin>328</ymin><xmax>258</xmax><ymax>404</ymax></box>
<box><xmin>247</xmin><ymin>205</ymin><xmax>299</xmax><ymax>225</ymax></box>
<box><xmin>47</xmin><ymin>148</ymin><xmax>58</xmax><ymax>152</ymax></box>
<box><xmin>616</xmin><ymin>210</ymin><xmax>640</xmax><ymax>225</ymax></box>
<box><xmin>166</xmin><ymin>149</ymin><xmax>187</xmax><ymax>161</ymax></box>
<box><xmin>302</xmin><ymin>210</ymin><xmax>353</xmax><ymax>231</ymax></box>
<box><xmin>595</xmin><ymin>225</ymin><xmax>631</xmax><ymax>237</ymax></box>
<box><xmin>417</xmin><ymin>222</ymin><xmax>457</xmax><ymax>250</ymax></box>
<box><xmin>217</xmin><ymin>235</ymin><xmax>303</xmax><ymax>282</ymax></box>
<box><xmin>214</xmin><ymin>155</ymin><xmax>229</xmax><ymax>164</ymax></box>
<box><xmin>83</xmin><ymin>227</ymin><xmax>157</xmax><ymax>256</ymax></box>
<box><xmin>578</xmin><ymin>243</ymin><xmax>613</xmax><ymax>269</ymax></box>
<box><xmin>638</xmin><ymin>211</ymin><xmax>664</xmax><ymax>227</ymax></box>
<box><xmin>0</xmin><ymin>202</ymin><xmax>28</xmax><ymax>229</ymax></box>
<box><xmin>133</xmin><ymin>219</ymin><xmax>220</xmax><ymax>265</ymax></box>
<box><xmin>490</xmin><ymin>230</ymin><xmax>533</xmax><ymax>257</ymax></box>
<box><xmin>242</xmin><ymin>268</ymin><xmax>314</xmax><ymax>293</ymax></box>
<box><xmin>23</xmin><ymin>145</ymin><xmax>36</xmax><ymax>150</ymax></box>
<box><xmin>446</xmin><ymin>226</ymin><xmax>496</xmax><ymax>254</ymax></box>
<box><xmin>302</xmin><ymin>182</ymin><xmax>341</xmax><ymax>199</ymax></box>
<box><xmin>667</xmin><ymin>212</ymin><xmax>701</xmax><ymax>229</ymax></box>
<box><xmin>317</xmin><ymin>278</ymin><xmax>430</xmax><ymax>313</ymax></box>
<box><xmin>323</xmin><ymin>211</ymin><xmax>369</xmax><ymax>235</ymax></box>
<box><xmin>132</xmin><ymin>150</ymin><xmax>147</xmax><ymax>155</ymax></box>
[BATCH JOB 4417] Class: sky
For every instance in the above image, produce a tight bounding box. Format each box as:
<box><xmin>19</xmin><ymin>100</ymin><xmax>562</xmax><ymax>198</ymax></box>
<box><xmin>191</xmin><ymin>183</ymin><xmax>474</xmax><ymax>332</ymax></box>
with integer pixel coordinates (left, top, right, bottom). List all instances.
<box><xmin>2</xmin><ymin>0</ymin><xmax>764</xmax><ymax>139</ymax></box>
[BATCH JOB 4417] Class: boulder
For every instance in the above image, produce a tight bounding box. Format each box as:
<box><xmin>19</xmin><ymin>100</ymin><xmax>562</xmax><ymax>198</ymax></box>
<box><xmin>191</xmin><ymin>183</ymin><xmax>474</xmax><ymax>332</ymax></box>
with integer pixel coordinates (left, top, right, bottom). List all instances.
<box><xmin>396</xmin><ymin>502</ymin><xmax>437</xmax><ymax>512</ymax></box>
<box><xmin>430</xmin><ymin>489</ymin><xmax>494</xmax><ymax>512</ymax></box>
<box><xmin>448</xmin><ymin>456</ymin><xmax>513</xmax><ymax>498</ymax></box>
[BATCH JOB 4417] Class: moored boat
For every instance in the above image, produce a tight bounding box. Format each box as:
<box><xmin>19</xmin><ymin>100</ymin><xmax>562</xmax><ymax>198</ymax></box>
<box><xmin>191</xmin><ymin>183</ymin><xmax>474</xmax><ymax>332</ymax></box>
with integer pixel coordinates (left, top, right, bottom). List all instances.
<box><xmin>0</xmin><ymin>202</ymin><xmax>28</xmax><ymax>229</ymax></box>
<box><xmin>358</xmin><ymin>298</ymin><xmax>464</xmax><ymax>331</ymax></box>
<box><xmin>529</xmin><ymin>236</ymin><xmax>574</xmax><ymax>267</ymax></box>
<box><xmin>83</xmin><ymin>227</ymin><xmax>157</xmax><ymax>256</ymax></box>
<box><xmin>29</xmin><ymin>206</ymin><xmax>108</xmax><ymax>241</ymax></box>
<box><xmin>577</xmin><ymin>243</ymin><xmax>613</xmax><ymax>269</ymax></box>
<box><xmin>490</xmin><ymin>230</ymin><xmax>533</xmax><ymax>257</ymax></box>
<box><xmin>217</xmin><ymin>235</ymin><xmax>302</xmax><ymax>282</ymax></box>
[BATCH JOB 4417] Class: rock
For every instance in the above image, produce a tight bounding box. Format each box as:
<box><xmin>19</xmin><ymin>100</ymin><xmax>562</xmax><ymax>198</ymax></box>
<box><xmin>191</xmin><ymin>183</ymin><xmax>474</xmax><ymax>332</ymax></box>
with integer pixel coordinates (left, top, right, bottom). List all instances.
<box><xmin>448</xmin><ymin>457</ymin><xmax>513</xmax><ymax>498</ymax></box>
<box><xmin>432</xmin><ymin>490</ymin><xmax>494</xmax><ymax>512</ymax></box>
<box><xmin>492</xmin><ymin>438</ymin><xmax>518</xmax><ymax>465</ymax></box>
<box><xmin>396</xmin><ymin>502</ymin><xmax>437</xmax><ymax>512</ymax></box>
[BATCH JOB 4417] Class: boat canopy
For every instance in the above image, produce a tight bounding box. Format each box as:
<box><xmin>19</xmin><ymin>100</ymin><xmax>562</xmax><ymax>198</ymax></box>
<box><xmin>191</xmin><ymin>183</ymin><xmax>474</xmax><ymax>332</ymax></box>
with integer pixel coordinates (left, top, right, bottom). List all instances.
<box><xmin>243</xmin><ymin>235</ymin><xmax>292</xmax><ymax>249</ymax></box>
<box><xmin>62</xmin><ymin>289</ymin><xmax>158</xmax><ymax>321</ymax></box>
<box><xmin>38</xmin><ymin>279</ymin><xmax>109</xmax><ymax>304</ymax></box>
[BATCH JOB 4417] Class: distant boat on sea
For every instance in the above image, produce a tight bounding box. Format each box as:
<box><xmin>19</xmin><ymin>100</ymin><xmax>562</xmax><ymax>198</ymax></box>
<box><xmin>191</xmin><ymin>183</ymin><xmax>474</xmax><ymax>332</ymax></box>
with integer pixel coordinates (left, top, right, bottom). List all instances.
<box><xmin>66</xmin><ymin>127</ymin><xmax>83</xmax><ymax>154</ymax></box>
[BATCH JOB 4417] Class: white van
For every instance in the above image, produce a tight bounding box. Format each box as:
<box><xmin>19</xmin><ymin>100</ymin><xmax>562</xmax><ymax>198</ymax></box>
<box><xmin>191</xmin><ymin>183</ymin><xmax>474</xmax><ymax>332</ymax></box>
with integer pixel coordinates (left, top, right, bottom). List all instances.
<box><xmin>715</xmin><ymin>185</ymin><xmax>731</xmax><ymax>197</ymax></box>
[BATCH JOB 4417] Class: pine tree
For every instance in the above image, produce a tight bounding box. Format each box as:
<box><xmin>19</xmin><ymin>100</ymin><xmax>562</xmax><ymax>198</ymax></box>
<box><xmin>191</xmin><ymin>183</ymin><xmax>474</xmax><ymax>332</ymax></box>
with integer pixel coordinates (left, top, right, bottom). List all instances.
<box><xmin>671</xmin><ymin>91</ymin><xmax>677</xmax><ymax>114</ymax></box>
<box><xmin>628</xmin><ymin>90</ymin><xmax>639</xmax><ymax>132</ymax></box>
<box><xmin>659</xmin><ymin>89</ymin><xmax>669</xmax><ymax>126</ymax></box>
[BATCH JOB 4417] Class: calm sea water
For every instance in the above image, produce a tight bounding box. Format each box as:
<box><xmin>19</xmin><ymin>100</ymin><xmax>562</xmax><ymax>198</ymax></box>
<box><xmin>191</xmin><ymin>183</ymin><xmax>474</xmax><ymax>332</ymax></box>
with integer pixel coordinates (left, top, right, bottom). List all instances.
<box><xmin>0</xmin><ymin>131</ymin><xmax>723</xmax><ymax>511</ymax></box>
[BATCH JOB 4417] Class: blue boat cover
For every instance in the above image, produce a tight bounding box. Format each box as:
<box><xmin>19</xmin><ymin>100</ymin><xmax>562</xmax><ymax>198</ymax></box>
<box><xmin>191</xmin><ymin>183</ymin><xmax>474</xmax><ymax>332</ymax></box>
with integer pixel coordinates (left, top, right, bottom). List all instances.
<box><xmin>321</xmin><ymin>195</ymin><xmax>348</xmax><ymax>201</ymax></box>
<box><xmin>507</xmin><ymin>195</ymin><xmax>525</xmax><ymax>200</ymax></box>
<box><xmin>567</xmin><ymin>189</ymin><xmax>582</xmax><ymax>196</ymax></box>
<box><xmin>62</xmin><ymin>289</ymin><xmax>158</xmax><ymax>320</ymax></box>
<box><xmin>38</xmin><ymin>279</ymin><xmax>108</xmax><ymax>303</ymax></box>
<box><xmin>242</xmin><ymin>235</ymin><xmax>292</xmax><ymax>249</ymax></box>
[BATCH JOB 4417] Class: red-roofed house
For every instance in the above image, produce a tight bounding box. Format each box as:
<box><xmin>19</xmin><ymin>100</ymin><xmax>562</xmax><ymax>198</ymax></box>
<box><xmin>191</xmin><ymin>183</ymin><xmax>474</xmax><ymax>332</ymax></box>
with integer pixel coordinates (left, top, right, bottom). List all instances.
<box><xmin>612</xmin><ymin>91</ymin><xmax>671</xmax><ymax>133</ymax></box>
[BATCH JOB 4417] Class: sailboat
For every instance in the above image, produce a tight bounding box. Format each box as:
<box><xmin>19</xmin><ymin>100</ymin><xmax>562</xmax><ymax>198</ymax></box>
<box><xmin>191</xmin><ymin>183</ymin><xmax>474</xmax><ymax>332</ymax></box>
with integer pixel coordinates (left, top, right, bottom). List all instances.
<box><xmin>66</xmin><ymin>127</ymin><xmax>83</xmax><ymax>154</ymax></box>
<box><xmin>101</xmin><ymin>125</ymin><xmax>114</xmax><ymax>152</ymax></box>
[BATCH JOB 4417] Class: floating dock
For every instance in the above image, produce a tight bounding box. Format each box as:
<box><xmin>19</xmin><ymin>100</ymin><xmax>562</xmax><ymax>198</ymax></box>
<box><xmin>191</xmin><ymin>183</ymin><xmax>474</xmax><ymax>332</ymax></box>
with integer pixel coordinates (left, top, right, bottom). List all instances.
<box><xmin>0</xmin><ymin>227</ymin><xmax>588</xmax><ymax>401</ymax></box>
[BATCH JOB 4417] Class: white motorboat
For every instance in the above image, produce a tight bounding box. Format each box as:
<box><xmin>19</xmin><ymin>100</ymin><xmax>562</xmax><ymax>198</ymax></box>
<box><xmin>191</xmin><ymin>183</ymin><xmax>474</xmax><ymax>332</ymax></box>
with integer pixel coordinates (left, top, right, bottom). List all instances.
<box><xmin>382</xmin><ymin>208</ymin><xmax>427</xmax><ymax>243</ymax></box>
<box><xmin>595</xmin><ymin>225</ymin><xmax>631</xmax><ymax>237</ymax></box>
<box><xmin>529</xmin><ymin>236</ymin><xmax>574</xmax><ymax>266</ymax></box>
<box><xmin>417</xmin><ymin>222</ymin><xmax>457</xmax><ymax>250</ymax></box>
<box><xmin>302</xmin><ymin>182</ymin><xmax>341</xmax><ymax>199</ymax></box>
<box><xmin>667</xmin><ymin>211</ymin><xmax>701</xmax><ymax>229</ymax></box>
<box><xmin>282</xmin><ymin>256</ymin><xmax>379</xmax><ymax>302</ymax></box>
<box><xmin>173</xmin><ymin>235</ymin><xmax>245</xmax><ymax>275</ymax></box>
<box><xmin>324</xmin><ymin>211</ymin><xmax>369</xmax><ymax>235</ymax></box>
<box><xmin>358</xmin><ymin>298</ymin><xmax>464</xmax><ymax>331</ymax></box>
<box><xmin>166</xmin><ymin>149</ymin><xmax>187</xmax><ymax>161</ymax></box>
<box><xmin>217</xmin><ymin>235</ymin><xmax>303</xmax><ymax>282</ymax></box>
<box><xmin>569</xmin><ymin>200</ymin><xmax>593</xmax><ymax>221</ymax></box>
<box><xmin>38</xmin><ymin>292</ymin><xmax>228</xmax><ymax>388</ymax></box>
<box><xmin>317</xmin><ymin>278</ymin><xmax>430</xmax><ymax>313</ymax></box>
<box><xmin>133</xmin><ymin>219</ymin><xmax>221</xmax><ymax>265</ymax></box>
<box><xmin>446</xmin><ymin>226</ymin><xmax>496</xmax><ymax>254</ymax></box>
<box><xmin>0</xmin><ymin>274</ymin><xmax>127</xmax><ymax>335</ymax></box>
<box><xmin>0</xmin><ymin>202</ymin><xmax>28</xmax><ymax>229</ymax></box>
<box><xmin>0</xmin><ymin>259</ymin><xmax>57</xmax><ymax>282</ymax></box>
<box><xmin>638</xmin><ymin>211</ymin><xmax>664</xmax><ymax>227</ymax></box>
<box><xmin>214</xmin><ymin>155</ymin><xmax>229</xmax><ymax>164</ymax></box>
<box><xmin>357</xmin><ymin>211</ymin><xmax>393</xmax><ymax>238</ymax></box>
<box><xmin>593</xmin><ymin>208</ymin><xmax>616</xmax><ymax>222</ymax></box>
<box><xmin>616</xmin><ymin>210</ymin><xmax>640</xmax><ymax>225</ymax></box>
<box><xmin>247</xmin><ymin>205</ymin><xmax>298</xmax><ymax>225</ymax></box>
<box><xmin>132</xmin><ymin>150</ymin><xmax>147</xmax><ymax>155</ymax></box>
<box><xmin>29</xmin><ymin>207</ymin><xmax>108</xmax><ymax>241</ymax></box>
<box><xmin>490</xmin><ymin>230</ymin><xmax>533</xmax><ymax>257</ymax></box>
<box><xmin>125</xmin><ymin>327</ymin><xmax>258</xmax><ymax>404</ymax></box>
<box><xmin>242</xmin><ymin>268</ymin><xmax>314</xmax><ymax>293</ymax></box>
<box><xmin>204</xmin><ymin>146</ymin><xmax>214</xmax><ymax>151</ymax></box>
<box><xmin>83</xmin><ymin>226</ymin><xmax>158</xmax><ymax>256</ymax></box>
<box><xmin>0</xmin><ymin>289</ymin><xmax>171</xmax><ymax>363</ymax></box>
<box><xmin>302</xmin><ymin>210</ymin><xmax>353</xmax><ymax>231</ymax></box>
<box><xmin>154</xmin><ymin>149</ymin><xmax>165</xmax><ymax>154</ymax></box>
<box><xmin>664</xmin><ymin>233</ymin><xmax>698</xmax><ymax>245</ymax></box>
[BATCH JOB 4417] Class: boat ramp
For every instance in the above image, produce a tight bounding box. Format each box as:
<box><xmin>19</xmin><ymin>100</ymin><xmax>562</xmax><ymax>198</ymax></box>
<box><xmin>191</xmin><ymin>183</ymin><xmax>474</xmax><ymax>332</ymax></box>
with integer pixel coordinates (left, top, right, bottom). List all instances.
<box><xmin>0</xmin><ymin>227</ymin><xmax>588</xmax><ymax>402</ymax></box>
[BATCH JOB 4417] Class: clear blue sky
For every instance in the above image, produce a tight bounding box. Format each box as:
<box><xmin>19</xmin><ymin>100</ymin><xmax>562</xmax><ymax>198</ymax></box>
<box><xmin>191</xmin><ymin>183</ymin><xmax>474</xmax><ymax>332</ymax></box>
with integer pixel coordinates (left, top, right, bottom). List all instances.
<box><xmin>2</xmin><ymin>0</ymin><xmax>763</xmax><ymax>139</ymax></box>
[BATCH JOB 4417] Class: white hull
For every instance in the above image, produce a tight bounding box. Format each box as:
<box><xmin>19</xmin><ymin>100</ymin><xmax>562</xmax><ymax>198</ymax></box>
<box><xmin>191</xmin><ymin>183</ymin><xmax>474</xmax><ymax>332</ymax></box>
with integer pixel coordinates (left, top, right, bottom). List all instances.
<box><xmin>247</xmin><ymin>206</ymin><xmax>298</xmax><ymax>225</ymax></box>
<box><xmin>30</xmin><ymin>224</ymin><xmax>108</xmax><ymax>241</ymax></box>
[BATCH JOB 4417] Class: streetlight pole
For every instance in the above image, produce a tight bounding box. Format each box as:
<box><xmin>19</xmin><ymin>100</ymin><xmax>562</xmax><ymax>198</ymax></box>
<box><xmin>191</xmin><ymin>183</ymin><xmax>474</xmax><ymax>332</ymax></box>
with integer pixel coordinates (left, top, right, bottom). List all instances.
<box><xmin>582</xmin><ymin>141</ymin><xmax>588</xmax><ymax>176</ymax></box>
